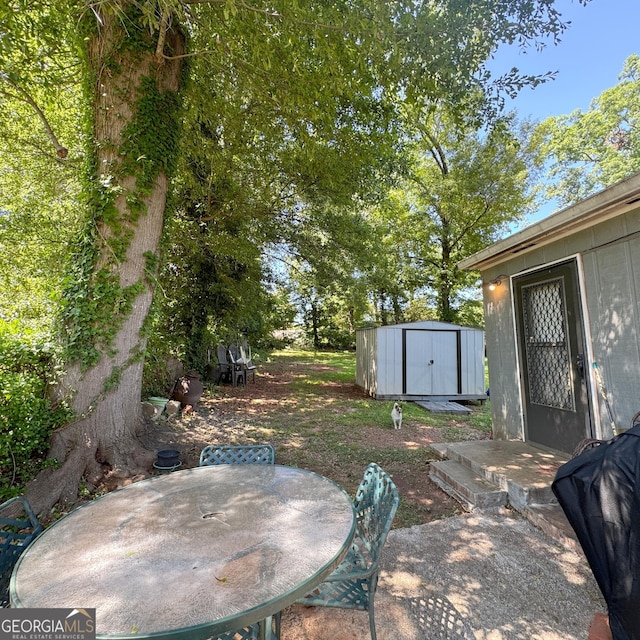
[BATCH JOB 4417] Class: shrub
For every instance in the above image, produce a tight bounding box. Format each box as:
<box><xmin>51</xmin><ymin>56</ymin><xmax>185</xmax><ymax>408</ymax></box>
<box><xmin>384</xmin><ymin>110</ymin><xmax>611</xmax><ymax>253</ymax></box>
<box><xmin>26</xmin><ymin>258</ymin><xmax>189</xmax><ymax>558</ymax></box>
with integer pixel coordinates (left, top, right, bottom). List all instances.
<box><xmin>0</xmin><ymin>323</ymin><xmax>70</xmax><ymax>499</ymax></box>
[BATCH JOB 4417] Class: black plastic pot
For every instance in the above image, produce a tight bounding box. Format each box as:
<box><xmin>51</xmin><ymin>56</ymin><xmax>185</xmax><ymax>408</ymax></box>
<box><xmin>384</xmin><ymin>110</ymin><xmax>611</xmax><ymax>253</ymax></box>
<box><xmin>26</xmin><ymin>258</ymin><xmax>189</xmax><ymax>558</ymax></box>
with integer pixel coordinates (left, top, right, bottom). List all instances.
<box><xmin>155</xmin><ymin>449</ymin><xmax>181</xmax><ymax>469</ymax></box>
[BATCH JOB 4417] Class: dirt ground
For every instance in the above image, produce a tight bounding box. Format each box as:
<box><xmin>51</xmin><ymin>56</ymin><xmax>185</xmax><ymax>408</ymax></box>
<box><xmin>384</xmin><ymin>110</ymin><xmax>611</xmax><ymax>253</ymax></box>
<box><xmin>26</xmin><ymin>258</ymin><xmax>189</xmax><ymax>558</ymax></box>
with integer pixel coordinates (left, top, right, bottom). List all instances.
<box><xmin>137</xmin><ymin>357</ymin><xmax>489</xmax><ymax>526</ymax></box>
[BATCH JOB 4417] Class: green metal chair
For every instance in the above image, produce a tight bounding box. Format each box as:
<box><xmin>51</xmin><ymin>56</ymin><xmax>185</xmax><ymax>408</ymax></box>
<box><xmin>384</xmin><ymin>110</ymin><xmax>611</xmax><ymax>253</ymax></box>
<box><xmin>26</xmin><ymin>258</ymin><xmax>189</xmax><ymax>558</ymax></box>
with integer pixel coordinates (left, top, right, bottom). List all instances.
<box><xmin>295</xmin><ymin>462</ymin><xmax>399</xmax><ymax>640</ymax></box>
<box><xmin>214</xmin><ymin>614</ymin><xmax>279</xmax><ymax>640</ymax></box>
<box><xmin>1</xmin><ymin>496</ymin><xmax>43</xmax><ymax>607</ymax></box>
<box><xmin>199</xmin><ymin>444</ymin><xmax>275</xmax><ymax>466</ymax></box>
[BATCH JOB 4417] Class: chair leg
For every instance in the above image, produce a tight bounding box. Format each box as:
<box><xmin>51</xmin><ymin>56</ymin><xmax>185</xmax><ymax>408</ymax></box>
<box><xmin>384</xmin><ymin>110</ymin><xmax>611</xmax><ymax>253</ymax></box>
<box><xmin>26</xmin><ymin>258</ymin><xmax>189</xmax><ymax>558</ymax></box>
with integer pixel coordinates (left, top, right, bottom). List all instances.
<box><xmin>232</xmin><ymin>368</ymin><xmax>246</xmax><ymax>387</ymax></box>
<box><xmin>368</xmin><ymin>602</ymin><xmax>377</xmax><ymax>640</ymax></box>
<box><xmin>368</xmin><ymin>575</ymin><xmax>378</xmax><ymax>640</ymax></box>
<box><xmin>257</xmin><ymin>614</ymin><xmax>279</xmax><ymax>640</ymax></box>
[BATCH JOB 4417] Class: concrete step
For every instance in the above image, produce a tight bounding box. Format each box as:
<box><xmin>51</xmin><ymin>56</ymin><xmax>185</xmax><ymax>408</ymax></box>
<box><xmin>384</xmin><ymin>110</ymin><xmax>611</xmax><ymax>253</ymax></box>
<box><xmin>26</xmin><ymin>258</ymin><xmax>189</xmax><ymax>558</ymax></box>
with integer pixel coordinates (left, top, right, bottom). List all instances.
<box><xmin>438</xmin><ymin>443</ymin><xmax>559</xmax><ymax>510</ymax></box>
<box><xmin>523</xmin><ymin>503</ymin><xmax>581</xmax><ymax>554</ymax></box>
<box><xmin>428</xmin><ymin>441</ymin><xmax>580</xmax><ymax>552</ymax></box>
<box><xmin>429</xmin><ymin>460</ymin><xmax>508</xmax><ymax>512</ymax></box>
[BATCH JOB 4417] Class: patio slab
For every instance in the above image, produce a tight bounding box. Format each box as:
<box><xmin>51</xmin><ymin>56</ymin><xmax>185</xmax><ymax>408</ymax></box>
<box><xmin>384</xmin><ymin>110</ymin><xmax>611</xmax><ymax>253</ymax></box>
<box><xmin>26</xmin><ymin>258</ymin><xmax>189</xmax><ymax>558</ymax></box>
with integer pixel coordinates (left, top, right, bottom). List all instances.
<box><xmin>281</xmin><ymin>510</ymin><xmax>605</xmax><ymax>639</ymax></box>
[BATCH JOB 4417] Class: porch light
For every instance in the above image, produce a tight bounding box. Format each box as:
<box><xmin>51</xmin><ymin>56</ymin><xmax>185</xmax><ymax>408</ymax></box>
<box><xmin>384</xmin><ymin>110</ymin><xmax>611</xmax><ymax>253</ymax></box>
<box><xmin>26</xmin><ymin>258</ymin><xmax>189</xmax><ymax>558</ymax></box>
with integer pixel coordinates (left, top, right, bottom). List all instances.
<box><xmin>487</xmin><ymin>275</ymin><xmax>508</xmax><ymax>291</ymax></box>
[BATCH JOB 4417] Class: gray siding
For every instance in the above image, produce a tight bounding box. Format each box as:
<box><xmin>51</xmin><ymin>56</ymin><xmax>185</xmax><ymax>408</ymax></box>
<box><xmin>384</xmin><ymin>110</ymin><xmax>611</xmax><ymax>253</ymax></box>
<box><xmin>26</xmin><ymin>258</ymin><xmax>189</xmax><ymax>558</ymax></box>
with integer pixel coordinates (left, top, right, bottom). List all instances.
<box><xmin>482</xmin><ymin>202</ymin><xmax>640</xmax><ymax>441</ymax></box>
<box><xmin>582</xmin><ymin>232</ymin><xmax>640</xmax><ymax>434</ymax></box>
<box><xmin>483</xmin><ymin>283</ymin><xmax>523</xmax><ymax>440</ymax></box>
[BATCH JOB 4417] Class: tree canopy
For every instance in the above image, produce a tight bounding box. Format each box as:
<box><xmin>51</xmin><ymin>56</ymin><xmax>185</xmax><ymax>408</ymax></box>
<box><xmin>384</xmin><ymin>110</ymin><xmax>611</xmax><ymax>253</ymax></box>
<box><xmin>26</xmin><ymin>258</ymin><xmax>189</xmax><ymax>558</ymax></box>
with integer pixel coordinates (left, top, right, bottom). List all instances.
<box><xmin>535</xmin><ymin>54</ymin><xmax>640</xmax><ymax>207</ymax></box>
<box><xmin>0</xmin><ymin>0</ymin><xmax>594</xmax><ymax>507</ymax></box>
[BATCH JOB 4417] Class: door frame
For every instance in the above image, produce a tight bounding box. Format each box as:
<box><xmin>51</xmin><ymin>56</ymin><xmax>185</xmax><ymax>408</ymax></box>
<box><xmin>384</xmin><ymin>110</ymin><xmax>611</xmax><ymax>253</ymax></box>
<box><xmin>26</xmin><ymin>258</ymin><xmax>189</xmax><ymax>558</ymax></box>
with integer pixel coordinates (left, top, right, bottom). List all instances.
<box><xmin>510</xmin><ymin>255</ymin><xmax>601</xmax><ymax>448</ymax></box>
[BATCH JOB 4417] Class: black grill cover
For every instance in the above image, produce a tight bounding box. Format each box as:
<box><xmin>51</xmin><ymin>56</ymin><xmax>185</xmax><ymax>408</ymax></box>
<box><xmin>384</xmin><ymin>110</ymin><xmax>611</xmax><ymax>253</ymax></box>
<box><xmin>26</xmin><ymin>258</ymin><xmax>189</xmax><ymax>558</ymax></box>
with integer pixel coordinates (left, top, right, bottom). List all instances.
<box><xmin>552</xmin><ymin>424</ymin><xmax>640</xmax><ymax>640</ymax></box>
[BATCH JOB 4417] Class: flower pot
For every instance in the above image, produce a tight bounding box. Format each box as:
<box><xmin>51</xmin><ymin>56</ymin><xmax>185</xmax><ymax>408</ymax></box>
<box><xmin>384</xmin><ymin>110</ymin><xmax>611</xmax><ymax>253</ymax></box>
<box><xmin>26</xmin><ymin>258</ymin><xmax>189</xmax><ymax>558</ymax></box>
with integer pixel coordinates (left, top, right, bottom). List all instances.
<box><xmin>147</xmin><ymin>397</ymin><xmax>169</xmax><ymax>421</ymax></box>
<box><xmin>155</xmin><ymin>449</ymin><xmax>181</xmax><ymax>470</ymax></box>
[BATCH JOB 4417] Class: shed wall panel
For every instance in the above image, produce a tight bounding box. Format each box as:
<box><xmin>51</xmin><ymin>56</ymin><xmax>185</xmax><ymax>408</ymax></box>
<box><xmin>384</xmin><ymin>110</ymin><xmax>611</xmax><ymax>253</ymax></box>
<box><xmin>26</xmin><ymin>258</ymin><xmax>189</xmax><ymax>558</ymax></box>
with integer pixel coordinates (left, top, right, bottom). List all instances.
<box><xmin>459</xmin><ymin>329</ymin><xmax>486</xmax><ymax>395</ymax></box>
<box><xmin>376</xmin><ymin>328</ymin><xmax>403</xmax><ymax>395</ymax></box>
<box><xmin>356</xmin><ymin>322</ymin><xmax>485</xmax><ymax>399</ymax></box>
<box><xmin>484</xmin><ymin>286</ymin><xmax>524</xmax><ymax>440</ymax></box>
<box><xmin>356</xmin><ymin>328</ymin><xmax>377</xmax><ymax>395</ymax></box>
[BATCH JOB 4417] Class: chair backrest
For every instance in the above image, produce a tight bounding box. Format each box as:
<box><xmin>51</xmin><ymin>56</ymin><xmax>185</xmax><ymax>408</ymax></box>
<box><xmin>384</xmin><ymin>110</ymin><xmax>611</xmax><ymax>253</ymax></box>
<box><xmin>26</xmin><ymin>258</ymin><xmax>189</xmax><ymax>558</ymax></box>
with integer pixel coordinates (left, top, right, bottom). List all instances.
<box><xmin>353</xmin><ymin>463</ymin><xmax>399</xmax><ymax>564</ymax></box>
<box><xmin>1</xmin><ymin>496</ymin><xmax>42</xmax><ymax>606</ymax></box>
<box><xmin>199</xmin><ymin>444</ymin><xmax>275</xmax><ymax>466</ymax></box>
<box><xmin>216</xmin><ymin>344</ymin><xmax>230</xmax><ymax>367</ymax></box>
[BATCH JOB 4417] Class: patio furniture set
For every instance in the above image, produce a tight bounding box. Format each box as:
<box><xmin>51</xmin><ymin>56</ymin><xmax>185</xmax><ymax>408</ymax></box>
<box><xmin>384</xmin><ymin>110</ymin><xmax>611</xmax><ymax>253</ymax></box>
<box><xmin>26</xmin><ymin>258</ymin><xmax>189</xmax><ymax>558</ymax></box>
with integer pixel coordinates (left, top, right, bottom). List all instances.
<box><xmin>2</xmin><ymin>446</ymin><xmax>399</xmax><ymax>640</ymax></box>
<box><xmin>215</xmin><ymin>343</ymin><xmax>257</xmax><ymax>387</ymax></box>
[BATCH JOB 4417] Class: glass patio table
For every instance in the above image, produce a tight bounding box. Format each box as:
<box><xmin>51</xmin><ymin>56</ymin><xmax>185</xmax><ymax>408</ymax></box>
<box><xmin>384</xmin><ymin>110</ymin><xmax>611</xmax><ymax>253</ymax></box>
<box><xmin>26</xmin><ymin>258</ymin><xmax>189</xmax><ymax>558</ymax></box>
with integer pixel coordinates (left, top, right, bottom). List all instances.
<box><xmin>10</xmin><ymin>465</ymin><xmax>356</xmax><ymax>640</ymax></box>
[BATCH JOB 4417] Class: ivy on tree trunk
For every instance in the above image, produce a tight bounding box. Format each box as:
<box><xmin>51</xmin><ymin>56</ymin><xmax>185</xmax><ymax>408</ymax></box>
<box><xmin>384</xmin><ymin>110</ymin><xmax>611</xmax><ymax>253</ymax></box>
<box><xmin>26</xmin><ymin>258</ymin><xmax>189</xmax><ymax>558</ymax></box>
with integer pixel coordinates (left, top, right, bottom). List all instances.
<box><xmin>27</xmin><ymin>3</ymin><xmax>185</xmax><ymax>514</ymax></box>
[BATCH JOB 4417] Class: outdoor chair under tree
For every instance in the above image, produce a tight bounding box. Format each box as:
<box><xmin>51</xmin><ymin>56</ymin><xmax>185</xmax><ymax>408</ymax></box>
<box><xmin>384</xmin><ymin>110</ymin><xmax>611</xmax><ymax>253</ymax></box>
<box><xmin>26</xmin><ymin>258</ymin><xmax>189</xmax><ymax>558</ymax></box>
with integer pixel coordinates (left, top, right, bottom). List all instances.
<box><xmin>227</xmin><ymin>348</ymin><xmax>247</xmax><ymax>387</ymax></box>
<box><xmin>199</xmin><ymin>444</ymin><xmax>276</xmax><ymax>466</ymax></box>
<box><xmin>216</xmin><ymin>344</ymin><xmax>233</xmax><ymax>384</ymax></box>
<box><xmin>1</xmin><ymin>496</ymin><xmax>43</xmax><ymax>607</ymax></box>
<box><xmin>239</xmin><ymin>346</ymin><xmax>256</xmax><ymax>383</ymax></box>
<box><xmin>295</xmin><ymin>462</ymin><xmax>399</xmax><ymax>640</ymax></box>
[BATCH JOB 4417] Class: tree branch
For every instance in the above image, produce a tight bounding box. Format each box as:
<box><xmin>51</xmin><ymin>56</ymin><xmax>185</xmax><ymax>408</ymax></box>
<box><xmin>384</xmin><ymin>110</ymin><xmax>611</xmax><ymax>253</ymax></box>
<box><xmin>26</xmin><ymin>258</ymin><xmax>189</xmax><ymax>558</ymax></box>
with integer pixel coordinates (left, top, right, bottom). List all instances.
<box><xmin>155</xmin><ymin>8</ymin><xmax>171</xmax><ymax>64</ymax></box>
<box><xmin>1</xmin><ymin>76</ymin><xmax>68</xmax><ymax>158</ymax></box>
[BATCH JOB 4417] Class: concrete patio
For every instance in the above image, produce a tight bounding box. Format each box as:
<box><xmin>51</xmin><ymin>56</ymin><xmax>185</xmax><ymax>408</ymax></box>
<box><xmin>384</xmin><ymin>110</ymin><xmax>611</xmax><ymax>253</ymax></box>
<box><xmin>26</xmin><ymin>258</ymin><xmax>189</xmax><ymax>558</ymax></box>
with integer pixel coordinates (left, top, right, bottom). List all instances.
<box><xmin>280</xmin><ymin>440</ymin><xmax>606</xmax><ymax>639</ymax></box>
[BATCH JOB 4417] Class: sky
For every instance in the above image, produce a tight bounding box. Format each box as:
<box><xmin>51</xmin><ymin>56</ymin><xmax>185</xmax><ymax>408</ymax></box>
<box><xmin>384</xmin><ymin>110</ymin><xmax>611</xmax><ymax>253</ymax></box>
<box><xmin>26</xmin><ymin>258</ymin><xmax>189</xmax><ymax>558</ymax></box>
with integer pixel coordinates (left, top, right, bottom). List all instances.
<box><xmin>487</xmin><ymin>0</ymin><xmax>640</xmax><ymax>222</ymax></box>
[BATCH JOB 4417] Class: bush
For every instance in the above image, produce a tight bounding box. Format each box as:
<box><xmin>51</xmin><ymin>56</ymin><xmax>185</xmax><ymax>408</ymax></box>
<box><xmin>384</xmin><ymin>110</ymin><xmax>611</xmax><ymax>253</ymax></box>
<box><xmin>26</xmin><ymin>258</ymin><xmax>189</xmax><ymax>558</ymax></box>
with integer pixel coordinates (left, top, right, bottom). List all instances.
<box><xmin>0</xmin><ymin>324</ymin><xmax>70</xmax><ymax>499</ymax></box>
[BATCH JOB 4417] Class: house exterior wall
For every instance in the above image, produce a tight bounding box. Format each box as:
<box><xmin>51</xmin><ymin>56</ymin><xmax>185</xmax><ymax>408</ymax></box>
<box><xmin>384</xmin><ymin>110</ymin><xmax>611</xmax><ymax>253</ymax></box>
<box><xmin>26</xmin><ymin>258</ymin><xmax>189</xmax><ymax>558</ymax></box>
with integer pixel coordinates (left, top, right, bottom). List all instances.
<box><xmin>482</xmin><ymin>202</ymin><xmax>640</xmax><ymax>442</ymax></box>
<box><xmin>581</xmin><ymin>211</ymin><xmax>640</xmax><ymax>433</ymax></box>
<box><xmin>483</xmin><ymin>283</ymin><xmax>523</xmax><ymax>440</ymax></box>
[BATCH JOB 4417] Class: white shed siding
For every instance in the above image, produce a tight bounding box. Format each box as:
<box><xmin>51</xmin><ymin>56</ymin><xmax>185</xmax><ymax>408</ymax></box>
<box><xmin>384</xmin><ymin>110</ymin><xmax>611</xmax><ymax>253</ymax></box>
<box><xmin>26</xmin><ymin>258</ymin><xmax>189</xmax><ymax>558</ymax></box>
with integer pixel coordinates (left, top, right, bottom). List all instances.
<box><xmin>356</xmin><ymin>321</ymin><xmax>485</xmax><ymax>400</ymax></box>
<box><xmin>384</xmin><ymin>328</ymin><xmax>404</xmax><ymax>394</ymax></box>
<box><xmin>356</xmin><ymin>328</ymin><xmax>377</xmax><ymax>395</ymax></box>
<box><xmin>460</xmin><ymin>328</ymin><xmax>486</xmax><ymax>395</ymax></box>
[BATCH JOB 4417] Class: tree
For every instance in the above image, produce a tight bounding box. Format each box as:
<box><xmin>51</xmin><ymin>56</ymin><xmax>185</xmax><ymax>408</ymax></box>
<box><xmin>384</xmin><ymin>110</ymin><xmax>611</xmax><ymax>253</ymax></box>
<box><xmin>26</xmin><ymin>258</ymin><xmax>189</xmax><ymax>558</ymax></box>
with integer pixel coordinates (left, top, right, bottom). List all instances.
<box><xmin>1</xmin><ymin>0</ymin><xmax>584</xmax><ymax>512</ymax></box>
<box><xmin>535</xmin><ymin>54</ymin><xmax>640</xmax><ymax>207</ymax></box>
<box><xmin>394</xmin><ymin>109</ymin><xmax>538</xmax><ymax>322</ymax></box>
<box><xmin>17</xmin><ymin>2</ymin><xmax>187</xmax><ymax>508</ymax></box>
<box><xmin>0</xmin><ymin>2</ymin><xmax>83</xmax><ymax>331</ymax></box>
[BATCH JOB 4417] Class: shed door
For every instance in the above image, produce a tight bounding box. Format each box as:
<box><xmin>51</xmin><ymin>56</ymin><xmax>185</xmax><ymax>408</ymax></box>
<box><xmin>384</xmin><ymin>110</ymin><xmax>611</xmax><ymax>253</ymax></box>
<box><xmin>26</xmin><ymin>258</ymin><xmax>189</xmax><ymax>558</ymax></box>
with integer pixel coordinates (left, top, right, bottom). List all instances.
<box><xmin>404</xmin><ymin>330</ymin><xmax>459</xmax><ymax>395</ymax></box>
<box><xmin>514</xmin><ymin>261</ymin><xmax>592</xmax><ymax>454</ymax></box>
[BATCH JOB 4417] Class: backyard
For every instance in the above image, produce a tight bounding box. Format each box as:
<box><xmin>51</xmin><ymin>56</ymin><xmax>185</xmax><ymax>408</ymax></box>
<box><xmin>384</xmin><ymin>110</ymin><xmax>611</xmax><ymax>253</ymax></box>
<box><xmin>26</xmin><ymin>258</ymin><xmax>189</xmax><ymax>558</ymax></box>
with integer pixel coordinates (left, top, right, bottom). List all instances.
<box><xmin>140</xmin><ymin>349</ymin><xmax>492</xmax><ymax>528</ymax></box>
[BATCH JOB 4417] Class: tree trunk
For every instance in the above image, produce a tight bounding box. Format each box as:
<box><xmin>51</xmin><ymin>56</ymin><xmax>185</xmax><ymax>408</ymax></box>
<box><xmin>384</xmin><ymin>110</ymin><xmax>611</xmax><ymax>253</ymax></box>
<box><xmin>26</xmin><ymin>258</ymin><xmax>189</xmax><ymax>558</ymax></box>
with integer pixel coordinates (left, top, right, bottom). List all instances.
<box><xmin>438</xmin><ymin>216</ymin><xmax>455</xmax><ymax>323</ymax></box>
<box><xmin>26</xmin><ymin>5</ymin><xmax>185</xmax><ymax>515</ymax></box>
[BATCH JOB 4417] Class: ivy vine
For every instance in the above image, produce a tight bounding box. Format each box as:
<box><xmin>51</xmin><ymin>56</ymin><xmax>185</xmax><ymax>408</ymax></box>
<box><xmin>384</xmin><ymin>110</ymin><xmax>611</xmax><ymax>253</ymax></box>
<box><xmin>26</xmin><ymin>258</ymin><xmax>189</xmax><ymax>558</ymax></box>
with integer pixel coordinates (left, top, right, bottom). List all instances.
<box><xmin>60</xmin><ymin>5</ymin><xmax>184</xmax><ymax>378</ymax></box>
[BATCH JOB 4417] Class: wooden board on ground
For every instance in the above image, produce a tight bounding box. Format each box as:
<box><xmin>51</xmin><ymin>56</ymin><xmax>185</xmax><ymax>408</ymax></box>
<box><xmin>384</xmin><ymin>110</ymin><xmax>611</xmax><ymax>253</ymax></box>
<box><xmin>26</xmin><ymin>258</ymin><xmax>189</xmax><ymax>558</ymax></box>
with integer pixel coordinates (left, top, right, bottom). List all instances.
<box><xmin>414</xmin><ymin>400</ymin><xmax>472</xmax><ymax>415</ymax></box>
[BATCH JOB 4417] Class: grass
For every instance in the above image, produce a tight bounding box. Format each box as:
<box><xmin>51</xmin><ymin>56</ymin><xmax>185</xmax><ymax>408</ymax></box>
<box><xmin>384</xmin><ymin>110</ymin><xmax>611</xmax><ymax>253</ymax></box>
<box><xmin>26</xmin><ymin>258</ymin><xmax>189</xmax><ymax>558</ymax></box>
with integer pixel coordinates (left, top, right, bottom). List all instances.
<box><xmin>224</xmin><ymin>348</ymin><xmax>492</xmax><ymax>528</ymax></box>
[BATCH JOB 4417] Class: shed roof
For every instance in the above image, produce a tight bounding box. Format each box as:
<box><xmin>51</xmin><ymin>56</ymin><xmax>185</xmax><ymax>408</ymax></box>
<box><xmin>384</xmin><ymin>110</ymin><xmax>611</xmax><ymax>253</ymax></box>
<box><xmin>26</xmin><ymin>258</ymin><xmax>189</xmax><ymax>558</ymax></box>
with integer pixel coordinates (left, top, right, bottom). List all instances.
<box><xmin>357</xmin><ymin>320</ymin><xmax>481</xmax><ymax>331</ymax></box>
<box><xmin>458</xmin><ymin>172</ymin><xmax>640</xmax><ymax>272</ymax></box>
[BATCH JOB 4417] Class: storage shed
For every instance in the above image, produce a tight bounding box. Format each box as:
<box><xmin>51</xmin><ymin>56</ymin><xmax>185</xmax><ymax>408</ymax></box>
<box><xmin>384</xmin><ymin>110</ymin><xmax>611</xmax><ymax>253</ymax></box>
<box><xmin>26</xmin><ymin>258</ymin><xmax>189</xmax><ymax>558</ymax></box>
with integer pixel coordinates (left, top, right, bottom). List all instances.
<box><xmin>458</xmin><ymin>172</ymin><xmax>640</xmax><ymax>455</ymax></box>
<box><xmin>356</xmin><ymin>320</ymin><xmax>486</xmax><ymax>401</ymax></box>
